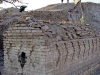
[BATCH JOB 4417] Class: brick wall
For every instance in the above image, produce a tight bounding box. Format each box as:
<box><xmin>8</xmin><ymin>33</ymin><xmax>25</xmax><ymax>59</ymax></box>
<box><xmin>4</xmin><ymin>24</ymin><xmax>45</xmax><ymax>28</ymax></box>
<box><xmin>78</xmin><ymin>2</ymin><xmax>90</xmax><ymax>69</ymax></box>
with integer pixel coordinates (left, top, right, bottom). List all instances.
<box><xmin>3</xmin><ymin>20</ymin><xmax>100</xmax><ymax>75</ymax></box>
<box><xmin>3</xmin><ymin>23</ymin><xmax>47</xmax><ymax>75</ymax></box>
<box><xmin>45</xmin><ymin>38</ymin><xmax>100</xmax><ymax>75</ymax></box>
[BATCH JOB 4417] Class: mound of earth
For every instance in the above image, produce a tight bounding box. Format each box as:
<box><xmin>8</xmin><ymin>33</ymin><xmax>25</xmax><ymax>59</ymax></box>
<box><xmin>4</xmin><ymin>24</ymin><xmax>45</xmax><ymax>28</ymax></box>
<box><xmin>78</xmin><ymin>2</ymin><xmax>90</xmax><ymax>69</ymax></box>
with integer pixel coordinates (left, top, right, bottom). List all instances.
<box><xmin>27</xmin><ymin>2</ymin><xmax>100</xmax><ymax>31</ymax></box>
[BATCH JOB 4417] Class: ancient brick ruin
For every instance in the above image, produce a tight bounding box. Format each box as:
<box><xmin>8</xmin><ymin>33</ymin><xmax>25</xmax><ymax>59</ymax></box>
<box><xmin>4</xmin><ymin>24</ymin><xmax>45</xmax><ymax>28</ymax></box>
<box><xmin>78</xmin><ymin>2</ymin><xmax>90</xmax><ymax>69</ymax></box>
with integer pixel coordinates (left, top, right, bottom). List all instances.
<box><xmin>2</xmin><ymin>16</ymin><xmax>100</xmax><ymax>75</ymax></box>
<box><xmin>1</xmin><ymin>2</ymin><xmax>100</xmax><ymax>75</ymax></box>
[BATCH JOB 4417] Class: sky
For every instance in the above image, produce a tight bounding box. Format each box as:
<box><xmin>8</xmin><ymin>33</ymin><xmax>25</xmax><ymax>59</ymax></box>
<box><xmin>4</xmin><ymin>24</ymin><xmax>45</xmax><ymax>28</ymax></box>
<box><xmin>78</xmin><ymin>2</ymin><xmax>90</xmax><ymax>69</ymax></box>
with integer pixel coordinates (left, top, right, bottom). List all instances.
<box><xmin>0</xmin><ymin>0</ymin><xmax>100</xmax><ymax>10</ymax></box>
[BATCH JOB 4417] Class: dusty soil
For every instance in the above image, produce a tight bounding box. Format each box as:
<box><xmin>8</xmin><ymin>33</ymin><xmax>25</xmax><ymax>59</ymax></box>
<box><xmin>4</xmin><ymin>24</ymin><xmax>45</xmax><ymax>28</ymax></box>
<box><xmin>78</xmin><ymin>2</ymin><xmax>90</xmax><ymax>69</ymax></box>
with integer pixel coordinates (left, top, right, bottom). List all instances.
<box><xmin>31</xmin><ymin>2</ymin><xmax>100</xmax><ymax>32</ymax></box>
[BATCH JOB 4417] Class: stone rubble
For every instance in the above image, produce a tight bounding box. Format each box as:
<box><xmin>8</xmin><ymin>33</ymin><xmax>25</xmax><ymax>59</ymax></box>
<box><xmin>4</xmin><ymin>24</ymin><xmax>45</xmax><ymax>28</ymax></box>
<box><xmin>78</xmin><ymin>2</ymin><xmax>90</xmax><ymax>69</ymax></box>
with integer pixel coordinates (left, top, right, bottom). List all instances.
<box><xmin>0</xmin><ymin>2</ymin><xmax>100</xmax><ymax>75</ymax></box>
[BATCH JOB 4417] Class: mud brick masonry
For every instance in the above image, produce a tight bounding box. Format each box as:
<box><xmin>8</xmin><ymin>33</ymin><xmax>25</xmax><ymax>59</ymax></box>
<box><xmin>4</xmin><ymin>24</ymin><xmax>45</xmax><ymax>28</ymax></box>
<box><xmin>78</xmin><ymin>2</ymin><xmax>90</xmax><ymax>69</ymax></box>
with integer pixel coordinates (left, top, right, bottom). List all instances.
<box><xmin>2</xmin><ymin>16</ymin><xmax>100</xmax><ymax>75</ymax></box>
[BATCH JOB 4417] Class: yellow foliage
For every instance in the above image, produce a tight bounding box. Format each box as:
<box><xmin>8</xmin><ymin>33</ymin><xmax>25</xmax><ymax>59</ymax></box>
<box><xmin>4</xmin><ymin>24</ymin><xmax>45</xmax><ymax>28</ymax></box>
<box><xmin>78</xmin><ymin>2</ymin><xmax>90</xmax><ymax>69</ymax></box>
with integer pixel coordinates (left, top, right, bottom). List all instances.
<box><xmin>80</xmin><ymin>15</ymin><xmax>85</xmax><ymax>24</ymax></box>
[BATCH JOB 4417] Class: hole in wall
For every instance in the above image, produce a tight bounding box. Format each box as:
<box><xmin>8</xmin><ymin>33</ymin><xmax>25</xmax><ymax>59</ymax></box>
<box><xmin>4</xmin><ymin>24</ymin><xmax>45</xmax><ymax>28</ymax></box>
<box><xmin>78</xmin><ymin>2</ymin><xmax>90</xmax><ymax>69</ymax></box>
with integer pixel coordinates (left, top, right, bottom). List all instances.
<box><xmin>21</xmin><ymin>52</ymin><xmax>26</xmax><ymax>58</ymax></box>
<box><xmin>18</xmin><ymin>52</ymin><xmax>27</xmax><ymax>69</ymax></box>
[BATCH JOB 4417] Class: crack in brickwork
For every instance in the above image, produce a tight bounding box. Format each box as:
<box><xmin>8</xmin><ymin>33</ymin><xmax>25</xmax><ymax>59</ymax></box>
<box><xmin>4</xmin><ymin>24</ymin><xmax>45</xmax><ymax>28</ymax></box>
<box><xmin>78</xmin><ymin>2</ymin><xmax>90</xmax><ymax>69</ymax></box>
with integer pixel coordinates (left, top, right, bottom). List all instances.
<box><xmin>71</xmin><ymin>41</ymin><xmax>75</xmax><ymax>61</ymax></box>
<box><xmin>88</xmin><ymin>39</ymin><xmax>91</xmax><ymax>56</ymax></box>
<box><xmin>64</xmin><ymin>42</ymin><xmax>68</xmax><ymax>63</ymax></box>
<box><xmin>95</xmin><ymin>39</ymin><xmax>97</xmax><ymax>52</ymax></box>
<box><xmin>83</xmin><ymin>40</ymin><xmax>86</xmax><ymax>58</ymax></box>
<box><xmin>55</xmin><ymin>44</ymin><xmax>60</xmax><ymax>67</ymax></box>
<box><xmin>92</xmin><ymin>39</ymin><xmax>94</xmax><ymax>54</ymax></box>
<box><xmin>77</xmin><ymin>41</ymin><xmax>81</xmax><ymax>58</ymax></box>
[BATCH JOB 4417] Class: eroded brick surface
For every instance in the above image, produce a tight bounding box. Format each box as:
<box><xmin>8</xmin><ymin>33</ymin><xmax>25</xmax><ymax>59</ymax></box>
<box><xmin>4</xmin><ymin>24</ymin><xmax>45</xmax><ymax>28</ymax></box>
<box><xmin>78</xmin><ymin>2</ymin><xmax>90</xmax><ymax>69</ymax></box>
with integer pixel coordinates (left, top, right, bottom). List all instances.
<box><xmin>2</xmin><ymin>18</ymin><xmax>100</xmax><ymax>75</ymax></box>
<box><xmin>1</xmin><ymin>3</ymin><xmax>100</xmax><ymax>75</ymax></box>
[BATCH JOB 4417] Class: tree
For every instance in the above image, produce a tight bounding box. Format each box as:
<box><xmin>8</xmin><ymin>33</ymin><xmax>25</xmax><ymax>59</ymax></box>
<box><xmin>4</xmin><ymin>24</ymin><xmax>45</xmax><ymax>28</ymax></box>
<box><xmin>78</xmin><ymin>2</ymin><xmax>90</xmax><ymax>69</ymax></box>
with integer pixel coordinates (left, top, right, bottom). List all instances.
<box><xmin>0</xmin><ymin>0</ymin><xmax>21</xmax><ymax>8</ymax></box>
<box><xmin>0</xmin><ymin>0</ymin><xmax>20</xmax><ymax>3</ymax></box>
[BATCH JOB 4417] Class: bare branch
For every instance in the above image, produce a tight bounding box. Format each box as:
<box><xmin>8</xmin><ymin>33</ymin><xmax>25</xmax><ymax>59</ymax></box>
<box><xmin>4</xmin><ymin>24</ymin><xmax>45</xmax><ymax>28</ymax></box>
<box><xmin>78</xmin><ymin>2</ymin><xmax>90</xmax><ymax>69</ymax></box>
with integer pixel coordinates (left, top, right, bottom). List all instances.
<box><xmin>1</xmin><ymin>0</ymin><xmax>18</xmax><ymax>8</ymax></box>
<box><xmin>4</xmin><ymin>0</ymin><xmax>17</xmax><ymax>8</ymax></box>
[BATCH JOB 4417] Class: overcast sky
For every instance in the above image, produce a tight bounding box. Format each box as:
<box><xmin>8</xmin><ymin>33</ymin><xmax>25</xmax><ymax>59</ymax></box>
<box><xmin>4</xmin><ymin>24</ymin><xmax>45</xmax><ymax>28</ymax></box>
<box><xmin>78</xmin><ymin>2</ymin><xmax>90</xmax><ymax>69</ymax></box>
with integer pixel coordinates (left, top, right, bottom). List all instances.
<box><xmin>0</xmin><ymin>0</ymin><xmax>100</xmax><ymax>10</ymax></box>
